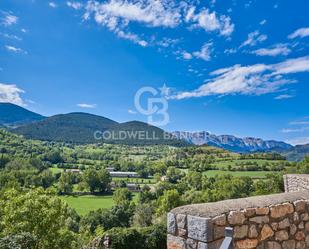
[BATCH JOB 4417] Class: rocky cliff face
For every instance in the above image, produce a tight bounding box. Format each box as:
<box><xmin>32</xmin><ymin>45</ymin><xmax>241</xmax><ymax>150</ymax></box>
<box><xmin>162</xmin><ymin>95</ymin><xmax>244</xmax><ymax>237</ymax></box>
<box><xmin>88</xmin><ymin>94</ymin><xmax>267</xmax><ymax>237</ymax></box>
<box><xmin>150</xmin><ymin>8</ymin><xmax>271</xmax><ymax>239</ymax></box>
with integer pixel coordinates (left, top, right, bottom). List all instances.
<box><xmin>172</xmin><ymin>131</ymin><xmax>292</xmax><ymax>153</ymax></box>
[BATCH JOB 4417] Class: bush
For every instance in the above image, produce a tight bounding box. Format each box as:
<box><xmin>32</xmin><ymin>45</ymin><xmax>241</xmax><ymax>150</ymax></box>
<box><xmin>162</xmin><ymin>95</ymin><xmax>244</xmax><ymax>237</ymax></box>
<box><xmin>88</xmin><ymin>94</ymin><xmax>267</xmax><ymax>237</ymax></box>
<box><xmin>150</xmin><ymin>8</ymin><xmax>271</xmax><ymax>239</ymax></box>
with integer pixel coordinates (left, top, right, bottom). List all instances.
<box><xmin>105</xmin><ymin>224</ymin><xmax>166</xmax><ymax>249</ymax></box>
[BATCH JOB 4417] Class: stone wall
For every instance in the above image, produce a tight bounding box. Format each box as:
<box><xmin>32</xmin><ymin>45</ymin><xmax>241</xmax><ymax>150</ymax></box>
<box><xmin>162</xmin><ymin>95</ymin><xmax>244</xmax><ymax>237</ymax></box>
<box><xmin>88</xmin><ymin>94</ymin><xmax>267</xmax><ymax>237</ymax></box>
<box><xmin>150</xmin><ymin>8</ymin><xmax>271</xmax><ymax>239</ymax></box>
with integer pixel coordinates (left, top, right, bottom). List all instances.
<box><xmin>284</xmin><ymin>174</ymin><xmax>309</xmax><ymax>193</ymax></box>
<box><xmin>167</xmin><ymin>191</ymin><xmax>309</xmax><ymax>249</ymax></box>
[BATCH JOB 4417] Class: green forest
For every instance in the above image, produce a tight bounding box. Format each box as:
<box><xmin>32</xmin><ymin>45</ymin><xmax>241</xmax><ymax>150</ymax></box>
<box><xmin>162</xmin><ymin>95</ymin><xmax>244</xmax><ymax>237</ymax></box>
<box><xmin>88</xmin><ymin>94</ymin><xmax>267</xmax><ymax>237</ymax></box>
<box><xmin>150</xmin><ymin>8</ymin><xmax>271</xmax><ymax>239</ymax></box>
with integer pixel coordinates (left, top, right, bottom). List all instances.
<box><xmin>0</xmin><ymin>129</ymin><xmax>308</xmax><ymax>249</ymax></box>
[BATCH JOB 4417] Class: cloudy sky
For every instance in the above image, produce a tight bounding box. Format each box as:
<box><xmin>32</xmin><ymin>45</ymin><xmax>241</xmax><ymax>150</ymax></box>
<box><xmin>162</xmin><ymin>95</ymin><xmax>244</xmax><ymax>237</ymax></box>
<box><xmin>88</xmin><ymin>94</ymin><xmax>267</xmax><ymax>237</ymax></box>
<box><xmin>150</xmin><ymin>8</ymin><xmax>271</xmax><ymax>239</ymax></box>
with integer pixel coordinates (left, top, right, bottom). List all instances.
<box><xmin>1</xmin><ymin>0</ymin><xmax>309</xmax><ymax>144</ymax></box>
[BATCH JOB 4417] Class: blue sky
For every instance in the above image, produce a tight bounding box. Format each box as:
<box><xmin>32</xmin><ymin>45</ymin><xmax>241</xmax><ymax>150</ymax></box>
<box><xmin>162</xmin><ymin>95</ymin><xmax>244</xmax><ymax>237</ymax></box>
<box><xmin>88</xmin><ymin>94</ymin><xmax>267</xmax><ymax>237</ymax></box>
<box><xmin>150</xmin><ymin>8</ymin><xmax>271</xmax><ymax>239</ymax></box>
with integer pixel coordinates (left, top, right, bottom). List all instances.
<box><xmin>0</xmin><ymin>0</ymin><xmax>309</xmax><ymax>144</ymax></box>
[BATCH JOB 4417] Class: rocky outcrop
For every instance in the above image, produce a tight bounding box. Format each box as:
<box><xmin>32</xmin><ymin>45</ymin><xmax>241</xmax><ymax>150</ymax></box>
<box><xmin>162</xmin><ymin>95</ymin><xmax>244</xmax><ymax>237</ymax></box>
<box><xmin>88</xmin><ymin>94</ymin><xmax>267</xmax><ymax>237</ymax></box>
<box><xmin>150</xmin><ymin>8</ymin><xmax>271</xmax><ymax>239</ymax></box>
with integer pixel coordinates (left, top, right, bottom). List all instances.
<box><xmin>167</xmin><ymin>191</ymin><xmax>309</xmax><ymax>249</ymax></box>
<box><xmin>171</xmin><ymin>131</ymin><xmax>292</xmax><ymax>153</ymax></box>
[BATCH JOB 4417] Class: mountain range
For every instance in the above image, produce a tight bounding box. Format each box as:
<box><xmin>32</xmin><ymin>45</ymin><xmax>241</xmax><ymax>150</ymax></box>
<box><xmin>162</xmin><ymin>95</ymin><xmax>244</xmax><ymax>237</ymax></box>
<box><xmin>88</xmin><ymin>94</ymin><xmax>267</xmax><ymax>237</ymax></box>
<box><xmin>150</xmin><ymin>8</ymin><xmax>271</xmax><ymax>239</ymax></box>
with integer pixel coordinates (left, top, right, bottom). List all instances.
<box><xmin>171</xmin><ymin>131</ymin><xmax>293</xmax><ymax>152</ymax></box>
<box><xmin>0</xmin><ymin>103</ymin><xmax>308</xmax><ymax>160</ymax></box>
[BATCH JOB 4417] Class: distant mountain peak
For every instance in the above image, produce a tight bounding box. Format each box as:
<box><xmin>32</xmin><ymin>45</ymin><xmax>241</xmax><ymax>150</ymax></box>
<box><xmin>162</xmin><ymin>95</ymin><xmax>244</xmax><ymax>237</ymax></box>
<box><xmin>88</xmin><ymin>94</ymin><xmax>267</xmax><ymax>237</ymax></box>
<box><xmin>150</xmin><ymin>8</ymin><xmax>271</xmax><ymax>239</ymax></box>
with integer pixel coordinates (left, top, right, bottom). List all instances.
<box><xmin>172</xmin><ymin>131</ymin><xmax>292</xmax><ymax>153</ymax></box>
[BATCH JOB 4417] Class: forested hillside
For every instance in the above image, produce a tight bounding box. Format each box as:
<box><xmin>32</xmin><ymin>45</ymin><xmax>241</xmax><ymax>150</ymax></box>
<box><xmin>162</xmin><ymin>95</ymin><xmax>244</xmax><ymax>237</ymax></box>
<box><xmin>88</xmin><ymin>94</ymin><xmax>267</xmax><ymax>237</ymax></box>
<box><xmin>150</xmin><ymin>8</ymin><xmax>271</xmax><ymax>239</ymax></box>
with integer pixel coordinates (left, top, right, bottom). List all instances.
<box><xmin>0</xmin><ymin>103</ymin><xmax>45</xmax><ymax>126</ymax></box>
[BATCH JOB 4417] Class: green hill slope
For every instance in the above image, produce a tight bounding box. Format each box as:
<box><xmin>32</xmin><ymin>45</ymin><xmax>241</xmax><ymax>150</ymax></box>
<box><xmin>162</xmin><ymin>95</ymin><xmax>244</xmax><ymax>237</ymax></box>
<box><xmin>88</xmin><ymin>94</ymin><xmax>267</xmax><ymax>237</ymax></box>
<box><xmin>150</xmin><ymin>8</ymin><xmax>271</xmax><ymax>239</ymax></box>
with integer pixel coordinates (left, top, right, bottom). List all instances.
<box><xmin>0</xmin><ymin>103</ymin><xmax>45</xmax><ymax>126</ymax></box>
<box><xmin>13</xmin><ymin>113</ymin><xmax>185</xmax><ymax>146</ymax></box>
<box><xmin>282</xmin><ymin>144</ymin><xmax>309</xmax><ymax>161</ymax></box>
<box><xmin>14</xmin><ymin>112</ymin><xmax>118</xmax><ymax>144</ymax></box>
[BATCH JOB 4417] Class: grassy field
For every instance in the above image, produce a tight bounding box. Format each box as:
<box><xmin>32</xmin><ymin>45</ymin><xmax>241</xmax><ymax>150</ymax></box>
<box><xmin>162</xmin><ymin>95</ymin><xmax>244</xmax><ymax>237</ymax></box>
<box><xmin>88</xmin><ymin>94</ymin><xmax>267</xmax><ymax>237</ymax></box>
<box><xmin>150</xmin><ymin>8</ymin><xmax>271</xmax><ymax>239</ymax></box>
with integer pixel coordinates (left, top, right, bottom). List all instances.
<box><xmin>203</xmin><ymin>170</ymin><xmax>273</xmax><ymax>178</ymax></box>
<box><xmin>61</xmin><ymin>194</ymin><xmax>138</xmax><ymax>216</ymax></box>
<box><xmin>50</xmin><ymin>167</ymin><xmax>63</xmax><ymax>175</ymax></box>
<box><xmin>211</xmin><ymin>159</ymin><xmax>285</xmax><ymax>170</ymax></box>
<box><xmin>61</xmin><ymin>195</ymin><xmax>115</xmax><ymax>215</ymax></box>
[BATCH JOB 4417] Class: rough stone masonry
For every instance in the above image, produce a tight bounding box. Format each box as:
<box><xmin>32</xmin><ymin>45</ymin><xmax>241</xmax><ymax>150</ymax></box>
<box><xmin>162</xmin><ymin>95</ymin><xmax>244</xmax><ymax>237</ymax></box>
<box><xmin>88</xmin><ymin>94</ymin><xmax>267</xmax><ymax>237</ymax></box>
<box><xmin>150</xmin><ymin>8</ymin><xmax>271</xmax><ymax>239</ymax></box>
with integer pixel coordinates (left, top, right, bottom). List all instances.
<box><xmin>167</xmin><ymin>191</ymin><xmax>309</xmax><ymax>249</ymax></box>
<box><xmin>284</xmin><ymin>174</ymin><xmax>309</xmax><ymax>193</ymax></box>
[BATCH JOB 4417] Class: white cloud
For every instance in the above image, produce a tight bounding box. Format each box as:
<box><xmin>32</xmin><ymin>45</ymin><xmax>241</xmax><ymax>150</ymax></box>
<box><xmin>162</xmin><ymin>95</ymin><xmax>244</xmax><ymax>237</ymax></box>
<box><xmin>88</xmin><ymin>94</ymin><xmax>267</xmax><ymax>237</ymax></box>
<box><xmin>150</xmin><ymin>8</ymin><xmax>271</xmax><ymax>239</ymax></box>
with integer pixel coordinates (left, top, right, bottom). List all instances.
<box><xmin>193</xmin><ymin>42</ymin><xmax>213</xmax><ymax>61</ymax></box>
<box><xmin>156</xmin><ymin>37</ymin><xmax>179</xmax><ymax>48</ymax></box>
<box><xmin>67</xmin><ymin>1</ymin><xmax>83</xmax><ymax>10</ymax></box>
<box><xmin>181</xmin><ymin>43</ymin><xmax>213</xmax><ymax>61</ymax></box>
<box><xmin>260</xmin><ymin>19</ymin><xmax>267</xmax><ymax>25</ymax></box>
<box><xmin>288</xmin><ymin>27</ymin><xmax>309</xmax><ymax>39</ymax></box>
<box><xmin>81</xmin><ymin>1</ymin><xmax>234</xmax><ymax>47</ymax></box>
<box><xmin>240</xmin><ymin>30</ymin><xmax>267</xmax><ymax>48</ymax></box>
<box><xmin>187</xmin><ymin>7</ymin><xmax>234</xmax><ymax>36</ymax></box>
<box><xmin>128</xmin><ymin>109</ymin><xmax>137</xmax><ymax>114</ymax></box>
<box><xmin>272</xmin><ymin>56</ymin><xmax>309</xmax><ymax>75</ymax></box>
<box><xmin>0</xmin><ymin>33</ymin><xmax>22</xmax><ymax>41</ymax></box>
<box><xmin>84</xmin><ymin>0</ymin><xmax>182</xmax><ymax>29</ymax></box>
<box><xmin>224</xmin><ymin>48</ymin><xmax>237</xmax><ymax>54</ymax></box>
<box><xmin>182</xmin><ymin>51</ymin><xmax>193</xmax><ymax>60</ymax></box>
<box><xmin>281</xmin><ymin>127</ymin><xmax>309</xmax><ymax>133</ymax></box>
<box><xmin>77</xmin><ymin>103</ymin><xmax>97</xmax><ymax>108</ymax></box>
<box><xmin>116</xmin><ymin>30</ymin><xmax>148</xmax><ymax>47</ymax></box>
<box><xmin>5</xmin><ymin>45</ymin><xmax>27</xmax><ymax>54</ymax></box>
<box><xmin>274</xmin><ymin>94</ymin><xmax>294</xmax><ymax>100</ymax></box>
<box><xmin>1</xmin><ymin>12</ymin><xmax>18</xmax><ymax>26</ymax></box>
<box><xmin>0</xmin><ymin>83</ymin><xmax>25</xmax><ymax>106</ymax></box>
<box><xmin>49</xmin><ymin>2</ymin><xmax>58</xmax><ymax>8</ymax></box>
<box><xmin>252</xmin><ymin>43</ymin><xmax>291</xmax><ymax>57</ymax></box>
<box><xmin>21</xmin><ymin>28</ymin><xmax>27</xmax><ymax>33</ymax></box>
<box><xmin>286</xmin><ymin>137</ymin><xmax>309</xmax><ymax>145</ymax></box>
<box><xmin>172</xmin><ymin>56</ymin><xmax>309</xmax><ymax>99</ymax></box>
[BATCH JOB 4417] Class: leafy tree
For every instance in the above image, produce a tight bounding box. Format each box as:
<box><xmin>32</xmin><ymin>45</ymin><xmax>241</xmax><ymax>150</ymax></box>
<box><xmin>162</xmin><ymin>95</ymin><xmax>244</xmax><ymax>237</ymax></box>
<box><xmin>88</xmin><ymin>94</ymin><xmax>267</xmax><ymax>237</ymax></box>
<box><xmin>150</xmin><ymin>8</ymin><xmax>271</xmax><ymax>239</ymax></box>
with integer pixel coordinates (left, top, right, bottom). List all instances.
<box><xmin>45</xmin><ymin>150</ymin><xmax>63</xmax><ymax>164</ymax></box>
<box><xmin>0</xmin><ymin>233</ymin><xmax>37</xmax><ymax>249</ymax></box>
<box><xmin>0</xmin><ymin>188</ymin><xmax>79</xmax><ymax>249</ymax></box>
<box><xmin>0</xmin><ymin>154</ymin><xmax>10</xmax><ymax>169</ymax></box>
<box><xmin>166</xmin><ymin>167</ymin><xmax>184</xmax><ymax>184</ymax></box>
<box><xmin>58</xmin><ymin>172</ymin><xmax>74</xmax><ymax>194</ymax></box>
<box><xmin>81</xmin><ymin>204</ymin><xmax>134</xmax><ymax>233</ymax></box>
<box><xmin>82</xmin><ymin>168</ymin><xmax>111</xmax><ymax>193</ymax></box>
<box><xmin>113</xmin><ymin>188</ymin><xmax>132</xmax><ymax>205</ymax></box>
<box><xmin>132</xmin><ymin>203</ymin><xmax>154</xmax><ymax>227</ymax></box>
<box><xmin>156</xmin><ymin>189</ymin><xmax>182</xmax><ymax>216</ymax></box>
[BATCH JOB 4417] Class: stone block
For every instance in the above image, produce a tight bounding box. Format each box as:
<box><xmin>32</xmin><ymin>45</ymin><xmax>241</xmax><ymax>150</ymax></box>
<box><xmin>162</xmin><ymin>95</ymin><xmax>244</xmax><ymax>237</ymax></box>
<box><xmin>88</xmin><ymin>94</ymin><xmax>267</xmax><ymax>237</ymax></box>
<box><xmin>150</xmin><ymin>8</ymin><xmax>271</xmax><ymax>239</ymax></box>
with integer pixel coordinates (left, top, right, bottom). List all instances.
<box><xmin>234</xmin><ymin>225</ymin><xmax>248</xmax><ymax>239</ymax></box>
<box><xmin>298</xmin><ymin>221</ymin><xmax>304</xmax><ymax>229</ymax></box>
<box><xmin>178</xmin><ymin>228</ymin><xmax>187</xmax><ymax>237</ymax></box>
<box><xmin>248</xmin><ymin>225</ymin><xmax>258</xmax><ymax>238</ymax></box>
<box><xmin>213</xmin><ymin>226</ymin><xmax>225</xmax><ymax>240</ymax></box>
<box><xmin>187</xmin><ymin>215</ymin><xmax>213</xmax><ymax>242</ymax></box>
<box><xmin>282</xmin><ymin>240</ymin><xmax>295</xmax><ymax>249</ymax></box>
<box><xmin>296</xmin><ymin>241</ymin><xmax>306</xmax><ymax>249</ymax></box>
<box><xmin>278</xmin><ymin>218</ymin><xmax>290</xmax><ymax>229</ymax></box>
<box><xmin>245</xmin><ymin>208</ymin><xmax>256</xmax><ymax>217</ymax></box>
<box><xmin>177</xmin><ymin>214</ymin><xmax>187</xmax><ymax>229</ymax></box>
<box><xmin>256</xmin><ymin>207</ymin><xmax>270</xmax><ymax>215</ymax></box>
<box><xmin>228</xmin><ymin>211</ymin><xmax>246</xmax><ymax>225</ymax></box>
<box><xmin>250</xmin><ymin>216</ymin><xmax>270</xmax><ymax>224</ymax></box>
<box><xmin>167</xmin><ymin>234</ymin><xmax>186</xmax><ymax>249</ymax></box>
<box><xmin>295</xmin><ymin>231</ymin><xmax>305</xmax><ymax>241</ymax></box>
<box><xmin>294</xmin><ymin>200</ymin><xmax>306</xmax><ymax>212</ymax></box>
<box><xmin>270</xmin><ymin>203</ymin><xmax>294</xmax><ymax>219</ymax></box>
<box><xmin>186</xmin><ymin>238</ymin><xmax>197</xmax><ymax>249</ymax></box>
<box><xmin>261</xmin><ymin>224</ymin><xmax>274</xmax><ymax>241</ymax></box>
<box><xmin>168</xmin><ymin>213</ymin><xmax>177</xmax><ymax>235</ymax></box>
<box><xmin>197</xmin><ymin>239</ymin><xmax>223</xmax><ymax>249</ymax></box>
<box><xmin>235</xmin><ymin>239</ymin><xmax>258</xmax><ymax>249</ymax></box>
<box><xmin>213</xmin><ymin>214</ymin><xmax>226</xmax><ymax>226</ymax></box>
<box><xmin>275</xmin><ymin>230</ymin><xmax>289</xmax><ymax>241</ymax></box>
<box><xmin>300</xmin><ymin>213</ymin><xmax>309</xmax><ymax>221</ymax></box>
<box><xmin>290</xmin><ymin>224</ymin><xmax>297</xmax><ymax>235</ymax></box>
<box><xmin>266</xmin><ymin>241</ymin><xmax>282</xmax><ymax>249</ymax></box>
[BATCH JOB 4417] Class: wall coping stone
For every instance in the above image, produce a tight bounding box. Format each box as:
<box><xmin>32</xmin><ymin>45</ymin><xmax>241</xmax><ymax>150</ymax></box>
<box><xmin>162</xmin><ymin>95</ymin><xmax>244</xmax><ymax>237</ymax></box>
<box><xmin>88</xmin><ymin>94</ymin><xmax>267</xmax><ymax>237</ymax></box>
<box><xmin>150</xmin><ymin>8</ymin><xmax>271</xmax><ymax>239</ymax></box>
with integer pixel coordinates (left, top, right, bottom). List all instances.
<box><xmin>170</xmin><ymin>191</ymin><xmax>309</xmax><ymax>217</ymax></box>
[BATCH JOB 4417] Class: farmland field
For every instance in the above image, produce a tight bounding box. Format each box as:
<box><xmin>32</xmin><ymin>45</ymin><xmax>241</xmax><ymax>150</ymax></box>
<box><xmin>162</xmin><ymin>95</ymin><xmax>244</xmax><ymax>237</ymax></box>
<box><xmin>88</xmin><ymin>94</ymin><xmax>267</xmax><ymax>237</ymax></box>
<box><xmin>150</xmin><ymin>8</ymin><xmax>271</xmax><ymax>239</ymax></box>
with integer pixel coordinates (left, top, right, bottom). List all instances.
<box><xmin>61</xmin><ymin>193</ymin><xmax>138</xmax><ymax>216</ymax></box>
<box><xmin>203</xmin><ymin>170</ymin><xmax>274</xmax><ymax>178</ymax></box>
